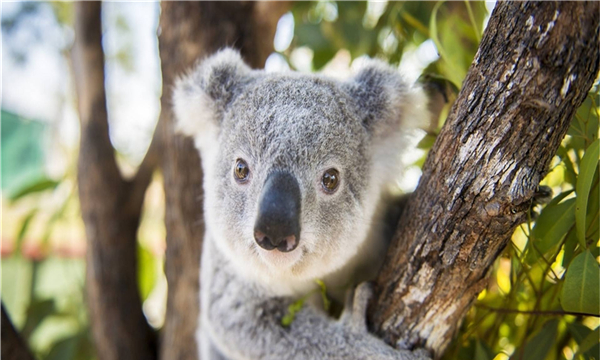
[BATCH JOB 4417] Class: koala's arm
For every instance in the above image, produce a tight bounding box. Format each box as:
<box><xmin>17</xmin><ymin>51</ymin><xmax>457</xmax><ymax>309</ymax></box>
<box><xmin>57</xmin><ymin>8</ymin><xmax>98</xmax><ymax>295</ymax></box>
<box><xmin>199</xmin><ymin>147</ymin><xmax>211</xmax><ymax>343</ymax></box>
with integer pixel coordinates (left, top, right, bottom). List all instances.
<box><xmin>201</xmin><ymin>240</ymin><xmax>429</xmax><ymax>360</ymax></box>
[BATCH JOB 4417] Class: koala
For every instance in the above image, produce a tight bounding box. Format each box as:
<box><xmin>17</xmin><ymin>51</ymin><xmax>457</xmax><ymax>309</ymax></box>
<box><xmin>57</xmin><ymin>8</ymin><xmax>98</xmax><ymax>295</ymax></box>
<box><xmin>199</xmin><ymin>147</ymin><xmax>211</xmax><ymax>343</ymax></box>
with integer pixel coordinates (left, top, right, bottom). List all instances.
<box><xmin>173</xmin><ymin>48</ymin><xmax>430</xmax><ymax>360</ymax></box>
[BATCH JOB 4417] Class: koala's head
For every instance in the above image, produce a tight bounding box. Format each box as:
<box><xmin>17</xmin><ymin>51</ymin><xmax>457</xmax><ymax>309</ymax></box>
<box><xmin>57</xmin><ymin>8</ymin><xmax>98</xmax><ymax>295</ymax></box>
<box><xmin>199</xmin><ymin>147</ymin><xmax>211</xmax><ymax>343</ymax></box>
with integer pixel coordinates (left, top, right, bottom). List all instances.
<box><xmin>174</xmin><ymin>49</ymin><xmax>427</xmax><ymax>294</ymax></box>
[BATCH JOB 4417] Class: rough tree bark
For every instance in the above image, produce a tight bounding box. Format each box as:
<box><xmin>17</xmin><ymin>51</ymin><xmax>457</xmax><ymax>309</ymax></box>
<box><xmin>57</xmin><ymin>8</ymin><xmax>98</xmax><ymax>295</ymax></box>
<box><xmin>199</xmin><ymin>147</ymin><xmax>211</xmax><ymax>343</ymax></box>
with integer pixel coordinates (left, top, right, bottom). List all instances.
<box><xmin>73</xmin><ymin>2</ymin><xmax>159</xmax><ymax>360</ymax></box>
<box><xmin>1</xmin><ymin>304</ymin><xmax>36</xmax><ymax>360</ymax></box>
<box><xmin>157</xmin><ymin>3</ymin><xmax>289</xmax><ymax>360</ymax></box>
<box><xmin>368</xmin><ymin>2</ymin><xmax>599</xmax><ymax>358</ymax></box>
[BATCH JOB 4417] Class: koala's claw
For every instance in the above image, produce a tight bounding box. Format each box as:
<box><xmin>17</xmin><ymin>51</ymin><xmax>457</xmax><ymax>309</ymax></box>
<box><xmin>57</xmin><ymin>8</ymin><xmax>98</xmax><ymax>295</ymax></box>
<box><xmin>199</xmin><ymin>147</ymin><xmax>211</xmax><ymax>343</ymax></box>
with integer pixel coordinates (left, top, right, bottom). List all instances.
<box><xmin>340</xmin><ymin>282</ymin><xmax>432</xmax><ymax>360</ymax></box>
<box><xmin>340</xmin><ymin>282</ymin><xmax>374</xmax><ymax>333</ymax></box>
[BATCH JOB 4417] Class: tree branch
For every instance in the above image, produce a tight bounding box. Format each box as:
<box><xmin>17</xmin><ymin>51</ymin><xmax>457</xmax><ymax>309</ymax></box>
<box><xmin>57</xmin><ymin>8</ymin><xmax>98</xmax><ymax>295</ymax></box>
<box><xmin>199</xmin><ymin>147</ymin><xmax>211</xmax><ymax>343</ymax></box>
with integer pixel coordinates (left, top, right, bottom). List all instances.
<box><xmin>475</xmin><ymin>304</ymin><xmax>600</xmax><ymax>318</ymax></box>
<box><xmin>368</xmin><ymin>2</ymin><xmax>599</xmax><ymax>357</ymax></box>
<box><xmin>125</xmin><ymin>127</ymin><xmax>162</xmax><ymax>217</ymax></box>
<box><xmin>72</xmin><ymin>2</ymin><xmax>156</xmax><ymax>359</ymax></box>
<box><xmin>1</xmin><ymin>304</ymin><xmax>35</xmax><ymax>360</ymax></box>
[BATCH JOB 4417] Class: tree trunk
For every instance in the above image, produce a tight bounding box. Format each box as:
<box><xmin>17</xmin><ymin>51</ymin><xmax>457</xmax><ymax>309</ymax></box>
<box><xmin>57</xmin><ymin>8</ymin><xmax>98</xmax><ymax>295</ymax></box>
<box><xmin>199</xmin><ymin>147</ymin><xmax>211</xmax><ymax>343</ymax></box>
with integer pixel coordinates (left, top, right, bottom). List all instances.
<box><xmin>73</xmin><ymin>2</ymin><xmax>158</xmax><ymax>359</ymax></box>
<box><xmin>368</xmin><ymin>2</ymin><xmax>599</xmax><ymax>358</ymax></box>
<box><xmin>1</xmin><ymin>304</ymin><xmax>36</xmax><ymax>360</ymax></box>
<box><xmin>157</xmin><ymin>3</ymin><xmax>289</xmax><ymax>360</ymax></box>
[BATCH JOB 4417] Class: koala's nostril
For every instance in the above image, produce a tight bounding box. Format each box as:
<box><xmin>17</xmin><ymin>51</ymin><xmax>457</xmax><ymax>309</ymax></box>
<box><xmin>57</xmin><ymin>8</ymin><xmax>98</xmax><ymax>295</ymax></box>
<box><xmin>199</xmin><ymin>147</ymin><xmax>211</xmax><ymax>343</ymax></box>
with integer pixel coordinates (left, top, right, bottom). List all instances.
<box><xmin>254</xmin><ymin>230</ymin><xmax>276</xmax><ymax>251</ymax></box>
<box><xmin>254</xmin><ymin>230</ymin><xmax>299</xmax><ymax>252</ymax></box>
<box><xmin>277</xmin><ymin>235</ymin><xmax>298</xmax><ymax>253</ymax></box>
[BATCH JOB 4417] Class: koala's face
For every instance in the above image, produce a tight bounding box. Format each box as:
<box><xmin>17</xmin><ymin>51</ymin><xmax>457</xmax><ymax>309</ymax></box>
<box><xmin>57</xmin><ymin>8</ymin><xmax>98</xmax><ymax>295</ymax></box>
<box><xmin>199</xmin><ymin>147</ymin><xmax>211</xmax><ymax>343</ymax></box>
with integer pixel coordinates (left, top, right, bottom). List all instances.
<box><xmin>174</xmin><ymin>49</ymin><xmax>426</xmax><ymax>294</ymax></box>
<box><xmin>208</xmin><ymin>77</ymin><xmax>373</xmax><ymax>284</ymax></box>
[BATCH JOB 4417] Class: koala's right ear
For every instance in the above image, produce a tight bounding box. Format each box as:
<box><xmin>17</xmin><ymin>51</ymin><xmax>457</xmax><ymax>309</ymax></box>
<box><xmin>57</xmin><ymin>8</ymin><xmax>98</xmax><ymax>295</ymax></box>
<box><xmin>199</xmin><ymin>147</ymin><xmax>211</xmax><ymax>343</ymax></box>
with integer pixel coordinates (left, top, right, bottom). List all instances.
<box><xmin>173</xmin><ymin>48</ymin><xmax>251</xmax><ymax>138</ymax></box>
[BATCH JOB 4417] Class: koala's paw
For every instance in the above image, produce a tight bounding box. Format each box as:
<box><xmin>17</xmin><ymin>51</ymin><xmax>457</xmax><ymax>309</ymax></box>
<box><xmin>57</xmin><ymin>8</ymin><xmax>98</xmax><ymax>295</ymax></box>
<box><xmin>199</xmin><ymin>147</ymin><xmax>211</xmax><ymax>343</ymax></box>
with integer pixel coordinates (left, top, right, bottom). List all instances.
<box><xmin>340</xmin><ymin>282</ymin><xmax>432</xmax><ymax>360</ymax></box>
<box><xmin>339</xmin><ymin>281</ymin><xmax>373</xmax><ymax>333</ymax></box>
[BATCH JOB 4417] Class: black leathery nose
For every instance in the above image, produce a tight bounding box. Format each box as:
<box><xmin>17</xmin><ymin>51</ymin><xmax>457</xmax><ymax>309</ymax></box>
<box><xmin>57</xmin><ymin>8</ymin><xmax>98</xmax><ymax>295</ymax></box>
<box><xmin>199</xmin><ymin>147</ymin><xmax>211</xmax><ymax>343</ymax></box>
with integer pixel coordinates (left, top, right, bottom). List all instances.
<box><xmin>254</xmin><ymin>171</ymin><xmax>301</xmax><ymax>253</ymax></box>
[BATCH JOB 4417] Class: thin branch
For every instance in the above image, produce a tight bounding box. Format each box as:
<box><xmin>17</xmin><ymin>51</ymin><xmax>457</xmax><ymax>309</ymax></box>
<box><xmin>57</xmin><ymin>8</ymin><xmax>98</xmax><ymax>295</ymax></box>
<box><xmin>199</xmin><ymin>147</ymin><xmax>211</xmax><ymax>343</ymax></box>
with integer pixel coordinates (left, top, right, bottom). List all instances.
<box><xmin>475</xmin><ymin>304</ymin><xmax>600</xmax><ymax>318</ymax></box>
<box><xmin>1</xmin><ymin>304</ymin><xmax>36</xmax><ymax>360</ymax></box>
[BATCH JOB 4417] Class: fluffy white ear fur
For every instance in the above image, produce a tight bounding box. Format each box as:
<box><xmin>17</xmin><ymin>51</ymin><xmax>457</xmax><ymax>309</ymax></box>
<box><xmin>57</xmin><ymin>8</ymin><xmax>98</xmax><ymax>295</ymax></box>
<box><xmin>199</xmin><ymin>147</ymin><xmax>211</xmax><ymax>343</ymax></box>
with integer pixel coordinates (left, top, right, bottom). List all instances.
<box><xmin>348</xmin><ymin>57</ymin><xmax>429</xmax><ymax>135</ymax></box>
<box><xmin>172</xmin><ymin>48</ymin><xmax>251</xmax><ymax>140</ymax></box>
<box><xmin>172</xmin><ymin>79</ymin><xmax>218</xmax><ymax>139</ymax></box>
<box><xmin>348</xmin><ymin>58</ymin><xmax>430</xmax><ymax>190</ymax></box>
<box><xmin>397</xmin><ymin>84</ymin><xmax>429</xmax><ymax>130</ymax></box>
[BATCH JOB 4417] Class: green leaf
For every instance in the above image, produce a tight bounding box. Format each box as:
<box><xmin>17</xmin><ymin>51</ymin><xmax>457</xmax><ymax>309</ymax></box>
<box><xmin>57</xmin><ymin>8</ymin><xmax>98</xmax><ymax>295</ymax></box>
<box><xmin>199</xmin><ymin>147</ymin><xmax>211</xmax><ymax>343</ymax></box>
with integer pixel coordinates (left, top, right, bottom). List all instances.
<box><xmin>562</xmin><ymin>229</ymin><xmax>578</xmax><ymax>268</ymax></box>
<box><xmin>44</xmin><ymin>335</ymin><xmax>78</xmax><ymax>360</ymax></box>
<box><xmin>546</xmin><ymin>189</ymin><xmax>574</xmax><ymax>207</ymax></box>
<box><xmin>315</xmin><ymin>279</ymin><xmax>330</xmax><ymax>312</ymax></box>
<box><xmin>44</xmin><ymin>330</ymin><xmax>94</xmax><ymax>360</ymax></box>
<box><xmin>576</xmin><ymin>326</ymin><xmax>600</xmax><ymax>357</ymax></box>
<box><xmin>474</xmin><ymin>339</ymin><xmax>494</xmax><ymax>360</ymax></box>
<box><xmin>9</xmin><ymin>177</ymin><xmax>60</xmax><ymax>202</ymax></box>
<box><xmin>529</xmin><ymin>198</ymin><xmax>575</xmax><ymax>260</ymax></box>
<box><xmin>511</xmin><ymin>319</ymin><xmax>558</xmax><ymax>360</ymax></box>
<box><xmin>556</xmin><ymin>146</ymin><xmax>577</xmax><ymax>186</ymax></box>
<box><xmin>561</xmin><ymin>250</ymin><xmax>600</xmax><ymax>315</ymax></box>
<box><xmin>576</xmin><ymin>138</ymin><xmax>599</xmax><ymax>247</ymax></box>
<box><xmin>568</xmin><ymin>323</ymin><xmax>600</xmax><ymax>359</ymax></box>
<box><xmin>429</xmin><ymin>2</ymin><xmax>453</xmax><ymax>83</ymax></box>
<box><xmin>417</xmin><ymin>133</ymin><xmax>437</xmax><ymax>150</ymax></box>
<box><xmin>137</xmin><ymin>243</ymin><xmax>158</xmax><ymax>301</ymax></box>
<box><xmin>281</xmin><ymin>298</ymin><xmax>306</xmax><ymax>327</ymax></box>
<box><xmin>15</xmin><ymin>209</ymin><xmax>38</xmax><ymax>252</ymax></box>
<box><xmin>21</xmin><ymin>298</ymin><xmax>57</xmax><ymax>340</ymax></box>
<box><xmin>568</xmin><ymin>322</ymin><xmax>592</xmax><ymax>343</ymax></box>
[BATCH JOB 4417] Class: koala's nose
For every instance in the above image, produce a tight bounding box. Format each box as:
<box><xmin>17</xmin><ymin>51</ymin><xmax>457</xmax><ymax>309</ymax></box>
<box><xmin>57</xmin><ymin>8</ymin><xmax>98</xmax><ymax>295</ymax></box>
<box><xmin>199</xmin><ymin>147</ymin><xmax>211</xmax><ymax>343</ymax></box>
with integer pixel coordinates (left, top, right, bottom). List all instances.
<box><xmin>254</xmin><ymin>171</ymin><xmax>301</xmax><ymax>252</ymax></box>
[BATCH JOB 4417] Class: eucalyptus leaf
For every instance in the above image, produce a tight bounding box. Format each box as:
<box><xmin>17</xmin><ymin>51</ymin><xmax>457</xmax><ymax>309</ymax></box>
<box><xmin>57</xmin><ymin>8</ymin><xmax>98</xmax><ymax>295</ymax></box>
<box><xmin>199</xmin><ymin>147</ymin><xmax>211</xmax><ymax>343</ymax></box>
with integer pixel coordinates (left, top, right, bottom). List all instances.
<box><xmin>575</xmin><ymin>327</ymin><xmax>600</xmax><ymax>357</ymax></box>
<box><xmin>474</xmin><ymin>339</ymin><xmax>494</xmax><ymax>360</ymax></box>
<box><xmin>281</xmin><ymin>298</ymin><xmax>305</xmax><ymax>327</ymax></box>
<box><xmin>529</xmin><ymin>198</ymin><xmax>575</xmax><ymax>260</ymax></box>
<box><xmin>568</xmin><ymin>323</ymin><xmax>600</xmax><ymax>359</ymax></box>
<box><xmin>562</xmin><ymin>229</ymin><xmax>578</xmax><ymax>268</ymax></box>
<box><xmin>16</xmin><ymin>209</ymin><xmax>38</xmax><ymax>252</ymax></box>
<box><xmin>137</xmin><ymin>243</ymin><xmax>158</xmax><ymax>302</ymax></box>
<box><xmin>9</xmin><ymin>177</ymin><xmax>60</xmax><ymax>202</ymax></box>
<box><xmin>511</xmin><ymin>319</ymin><xmax>558</xmax><ymax>360</ymax></box>
<box><xmin>576</xmin><ymin>138</ymin><xmax>599</xmax><ymax>247</ymax></box>
<box><xmin>417</xmin><ymin>133</ymin><xmax>437</xmax><ymax>150</ymax></box>
<box><xmin>21</xmin><ymin>298</ymin><xmax>57</xmax><ymax>340</ymax></box>
<box><xmin>315</xmin><ymin>279</ymin><xmax>330</xmax><ymax>312</ymax></box>
<box><xmin>568</xmin><ymin>322</ymin><xmax>592</xmax><ymax>343</ymax></box>
<box><xmin>556</xmin><ymin>146</ymin><xmax>577</xmax><ymax>186</ymax></box>
<box><xmin>44</xmin><ymin>335</ymin><xmax>78</xmax><ymax>360</ymax></box>
<box><xmin>560</xmin><ymin>250</ymin><xmax>600</xmax><ymax>315</ymax></box>
<box><xmin>44</xmin><ymin>330</ymin><xmax>94</xmax><ymax>360</ymax></box>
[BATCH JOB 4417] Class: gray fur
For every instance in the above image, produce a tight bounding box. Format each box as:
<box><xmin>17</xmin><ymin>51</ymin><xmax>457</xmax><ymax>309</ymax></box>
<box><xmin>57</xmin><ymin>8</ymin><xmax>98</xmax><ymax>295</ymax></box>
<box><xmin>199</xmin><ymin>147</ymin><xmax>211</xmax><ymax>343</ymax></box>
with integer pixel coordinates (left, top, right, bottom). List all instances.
<box><xmin>173</xmin><ymin>48</ymin><xmax>430</xmax><ymax>360</ymax></box>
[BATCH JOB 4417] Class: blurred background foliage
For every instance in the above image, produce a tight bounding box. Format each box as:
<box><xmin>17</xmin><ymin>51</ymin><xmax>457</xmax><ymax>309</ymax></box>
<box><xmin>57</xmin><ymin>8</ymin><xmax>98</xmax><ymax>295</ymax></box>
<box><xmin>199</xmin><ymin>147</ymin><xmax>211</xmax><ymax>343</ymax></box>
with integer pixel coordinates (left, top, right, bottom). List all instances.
<box><xmin>1</xmin><ymin>1</ymin><xmax>598</xmax><ymax>360</ymax></box>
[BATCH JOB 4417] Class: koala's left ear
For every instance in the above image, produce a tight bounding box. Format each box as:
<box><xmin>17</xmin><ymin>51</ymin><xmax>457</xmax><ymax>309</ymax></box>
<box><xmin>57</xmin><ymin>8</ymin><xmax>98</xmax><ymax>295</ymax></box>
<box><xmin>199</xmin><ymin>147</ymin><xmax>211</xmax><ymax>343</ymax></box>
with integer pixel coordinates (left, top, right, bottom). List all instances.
<box><xmin>173</xmin><ymin>48</ymin><xmax>251</xmax><ymax>138</ymax></box>
<box><xmin>343</xmin><ymin>59</ymin><xmax>428</xmax><ymax>138</ymax></box>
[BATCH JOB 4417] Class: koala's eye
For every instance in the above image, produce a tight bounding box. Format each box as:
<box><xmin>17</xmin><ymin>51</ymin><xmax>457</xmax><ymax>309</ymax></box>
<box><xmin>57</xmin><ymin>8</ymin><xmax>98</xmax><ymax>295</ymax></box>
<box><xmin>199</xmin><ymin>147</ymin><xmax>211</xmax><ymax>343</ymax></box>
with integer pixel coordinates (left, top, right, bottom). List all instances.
<box><xmin>234</xmin><ymin>159</ymin><xmax>250</xmax><ymax>183</ymax></box>
<box><xmin>321</xmin><ymin>168</ymin><xmax>340</xmax><ymax>193</ymax></box>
